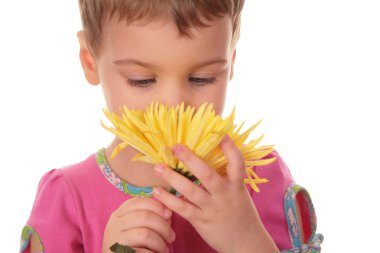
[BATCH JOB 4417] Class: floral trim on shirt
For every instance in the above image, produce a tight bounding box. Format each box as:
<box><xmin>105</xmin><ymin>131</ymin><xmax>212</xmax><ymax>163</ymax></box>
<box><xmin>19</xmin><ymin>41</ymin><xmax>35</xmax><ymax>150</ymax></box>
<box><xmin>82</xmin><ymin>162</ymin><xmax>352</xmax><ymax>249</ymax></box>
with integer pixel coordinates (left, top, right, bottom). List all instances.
<box><xmin>281</xmin><ymin>184</ymin><xmax>323</xmax><ymax>253</ymax></box>
<box><xmin>96</xmin><ymin>148</ymin><xmax>154</xmax><ymax>197</ymax></box>
<box><xmin>20</xmin><ymin>225</ymin><xmax>44</xmax><ymax>253</ymax></box>
<box><xmin>96</xmin><ymin>148</ymin><xmax>199</xmax><ymax>197</ymax></box>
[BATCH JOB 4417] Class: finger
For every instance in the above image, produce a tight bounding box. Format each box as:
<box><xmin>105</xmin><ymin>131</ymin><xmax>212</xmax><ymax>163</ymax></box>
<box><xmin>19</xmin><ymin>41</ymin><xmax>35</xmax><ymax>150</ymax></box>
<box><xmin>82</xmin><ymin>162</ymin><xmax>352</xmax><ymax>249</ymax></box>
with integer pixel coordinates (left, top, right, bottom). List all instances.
<box><xmin>171</xmin><ymin>144</ymin><xmax>225</xmax><ymax>194</ymax></box>
<box><xmin>153</xmin><ymin>186</ymin><xmax>200</xmax><ymax>221</ymax></box>
<box><xmin>119</xmin><ymin>211</ymin><xmax>176</xmax><ymax>244</ymax></box>
<box><xmin>154</xmin><ymin>163</ymin><xmax>210</xmax><ymax>207</ymax></box>
<box><xmin>219</xmin><ymin>134</ymin><xmax>246</xmax><ymax>186</ymax></box>
<box><xmin>121</xmin><ymin>228</ymin><xmax>169</xmax><ymax>253</ymax></box>
<box><xmin>115</xmin><ymin>197</ymin><xmax>172</xmax><ymax>220</ymax></box>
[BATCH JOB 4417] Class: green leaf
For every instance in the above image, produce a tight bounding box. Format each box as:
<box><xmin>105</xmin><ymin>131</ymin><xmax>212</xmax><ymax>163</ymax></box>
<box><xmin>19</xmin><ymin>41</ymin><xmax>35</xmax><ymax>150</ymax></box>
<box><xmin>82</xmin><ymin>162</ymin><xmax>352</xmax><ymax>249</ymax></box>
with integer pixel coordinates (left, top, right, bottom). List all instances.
<box><xmin>110</xmin><ymin>242</ymin><xmax>136</xmax><ymax>253</ymax></box>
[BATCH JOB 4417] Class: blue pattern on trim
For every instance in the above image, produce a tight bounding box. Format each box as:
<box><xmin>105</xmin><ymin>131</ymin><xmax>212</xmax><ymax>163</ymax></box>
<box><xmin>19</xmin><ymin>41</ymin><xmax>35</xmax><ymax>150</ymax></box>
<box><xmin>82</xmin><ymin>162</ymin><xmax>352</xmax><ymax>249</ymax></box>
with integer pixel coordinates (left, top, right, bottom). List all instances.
<box><xmin>281</xmin><ymin>184</ymin><xmax>323</xmax><ymax>253</ymax></box>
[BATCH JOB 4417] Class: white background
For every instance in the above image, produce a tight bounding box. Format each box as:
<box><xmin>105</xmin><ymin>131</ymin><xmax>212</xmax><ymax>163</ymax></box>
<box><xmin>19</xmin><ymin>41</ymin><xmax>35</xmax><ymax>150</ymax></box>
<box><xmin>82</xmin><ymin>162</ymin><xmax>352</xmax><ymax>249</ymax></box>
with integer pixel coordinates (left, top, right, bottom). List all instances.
<box><xmin>1</xmin><ymin>0</ymin><xmax>379</xmax><ymax>252</ymax></box>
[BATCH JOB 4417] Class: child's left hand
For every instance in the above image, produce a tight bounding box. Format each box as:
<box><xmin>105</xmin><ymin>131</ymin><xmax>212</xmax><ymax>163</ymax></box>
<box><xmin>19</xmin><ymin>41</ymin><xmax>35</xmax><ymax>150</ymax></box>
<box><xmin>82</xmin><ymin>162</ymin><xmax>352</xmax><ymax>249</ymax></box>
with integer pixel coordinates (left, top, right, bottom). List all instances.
<box><xmin>152</xmin><ymin>134</ymin><xmax>279</xmax><ymax>253</ymax></box>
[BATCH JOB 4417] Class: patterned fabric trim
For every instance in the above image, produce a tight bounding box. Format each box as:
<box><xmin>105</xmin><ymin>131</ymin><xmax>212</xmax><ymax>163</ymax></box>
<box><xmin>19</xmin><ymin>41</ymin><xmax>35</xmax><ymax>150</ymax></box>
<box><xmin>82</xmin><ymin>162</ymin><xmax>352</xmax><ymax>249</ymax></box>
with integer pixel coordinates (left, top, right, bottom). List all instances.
<box><xmin>20</xmin><ymin>225</ymin><xmax>44</xmax><ymax>253</ymax></box>
<box><xmin>96</xmin><ymin>148</ymin><xmax>154</xmax><ymax>197</ymax></box>
<box><xmin>281</xmin><ymin>184</ymin><xmax>324</xmax><ymax>253</ymax></box>
<box><xmin>96</xmin><ymin>148</ymin><xmax>199</xmax><ymax>197</ymax></box>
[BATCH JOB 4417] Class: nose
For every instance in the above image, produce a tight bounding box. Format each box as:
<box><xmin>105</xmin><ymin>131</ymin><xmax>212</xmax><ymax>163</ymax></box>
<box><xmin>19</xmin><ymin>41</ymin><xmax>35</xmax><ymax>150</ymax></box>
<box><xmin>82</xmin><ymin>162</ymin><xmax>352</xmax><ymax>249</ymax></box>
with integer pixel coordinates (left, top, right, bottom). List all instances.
<box><xmin>157</xmin><ymin>81</ymin><xmax>189</xmax><ymax>108</ymax></box>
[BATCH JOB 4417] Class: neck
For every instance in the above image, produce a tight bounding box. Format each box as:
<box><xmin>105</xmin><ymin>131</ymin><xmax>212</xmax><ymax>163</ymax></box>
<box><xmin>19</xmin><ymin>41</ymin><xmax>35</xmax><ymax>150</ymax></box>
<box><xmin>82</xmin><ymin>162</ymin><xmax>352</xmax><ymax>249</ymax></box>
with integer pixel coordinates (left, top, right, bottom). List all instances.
<box><xmin>105</xmin><ymin>138</ymin><xmax>171</xmax><ymax>190</ymax></box>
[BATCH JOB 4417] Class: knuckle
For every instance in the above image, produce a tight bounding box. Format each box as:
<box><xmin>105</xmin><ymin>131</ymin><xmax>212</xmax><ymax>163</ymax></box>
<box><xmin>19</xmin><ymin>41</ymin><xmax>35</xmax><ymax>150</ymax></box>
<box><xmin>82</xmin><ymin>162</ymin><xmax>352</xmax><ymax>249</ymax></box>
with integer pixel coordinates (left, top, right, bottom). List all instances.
<box><xmin>163</xmin><ymin>227</ymin><xmax>172</xmax><ymax>241</ymax></box>
<box><xmin>139</xmin><ymin>228</ymin><xmax>153</xmax><ymax>241</ymax></box>
<box><xmin>186</xmin><ymin>184</ymin><xmax>196</xmax><ymax>196</ymax></box>
<box><xmin>175</xmin><ymin>202</ymin><xmax>193</xmax><ymax>218</ymax></box>
<box><xmin>147</xmin><ymin>197</ymin><xmax>163</xmax><ymax>209</ymax></box>
<box><xmin>115</xmin><ymin>200</ymin><xmax>130</xmax><ymax>214</ymax></box>
<box><xmin>139</xmin><ymin>210</ymin><xmax>153</xmax><ymax>221</ymax></box>
<box><xmin>111</xmin><ymin>209</ymin><xmax>118</xmax><ymax>218</ymax></box>
<box><xmin>202</xmin><ymin>169</ymin><xmax>214</xmax><ymax>182</ymax></box>
<box><xmin>196</xmin><ymin>215</ymin><xmax>210</xmax><ymax>226</ymax></box>
<box><xmin>181</xmin><ymin>149</ymin><xmax>193</xmax><ymax>161</ymax></box>
<box><xmin>112</xmin><ymin>208</ymin><xmax>123</xmax><ymax>218</ymax></box>
<box><xmin>167</xmin><ymin>229</ymin><xmax>176</xmax><ymax>243</ymax></box>
<box><xmin>137</xmin><ymin>197</ymin><xmax>163</xmax><ymax>212</ymax></box>
<box><xmin>175</xmin><ymin>200</ymin><xmax>187</xmax><ymax>212</ymax></box>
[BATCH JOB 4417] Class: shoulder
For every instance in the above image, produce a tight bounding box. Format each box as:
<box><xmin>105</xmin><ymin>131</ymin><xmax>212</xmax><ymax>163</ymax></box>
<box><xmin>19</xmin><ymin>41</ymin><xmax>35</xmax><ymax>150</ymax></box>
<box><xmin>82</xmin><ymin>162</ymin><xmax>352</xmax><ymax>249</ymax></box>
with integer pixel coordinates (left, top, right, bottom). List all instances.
<box><xmin>250</xmin><ymin>149</ymin><xmax>323</xmax><ymax>252</ymax></box>
<box><xmin>32</xmin><ymin>168</ymin><xmax>74</xmax><ymax>210</ymax></box>
<box><xmin>28</xmin><ymin>155</ymin><xmax>96</xmax><ymax>226</ymax></box>
<box><xmin>249</xmin><ymin>148</ymin><xmax>294</xmax><ymax>208</ymax></box>
<box><xmin>254</xmin><ymin>149</ymin><xmax>295</xmax><ymax>193</ymax></box>
<box><xmin>21</xmin><ymin>153</ymin><xmax>98</xmax><ymax>252</ymax></box>
<box><xmin>22</xmin><ymin>163</ymin><xmax>82</xmax><ymax>227</ymax></box>
<box><xmin>32</xmin><ymin>153</ymin><xmax>97</xmax><ymax>203</ymax></box>
<box><xmin>59</xmin><ymin>152</ymin><xmax>98</xmax><ymax>182</ymax></box>
<box><xmin>22</xmin><ymin>169</ymin><xmax>81</xmax><ymax>252</ymax></box>
<box><xmin>248</xmin><ymin>149</ymin><xmax>294</xmax><ymax>250</ymax></box>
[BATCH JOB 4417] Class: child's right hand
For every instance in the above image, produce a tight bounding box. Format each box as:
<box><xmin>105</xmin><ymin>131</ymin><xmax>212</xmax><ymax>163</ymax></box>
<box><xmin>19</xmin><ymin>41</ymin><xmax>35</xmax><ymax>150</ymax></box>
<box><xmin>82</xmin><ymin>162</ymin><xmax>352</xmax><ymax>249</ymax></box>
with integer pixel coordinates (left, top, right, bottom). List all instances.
<box><xmin>102</xmin><ymin>197</ymin><xmax>176</xmax><ymax>253</ymax></box>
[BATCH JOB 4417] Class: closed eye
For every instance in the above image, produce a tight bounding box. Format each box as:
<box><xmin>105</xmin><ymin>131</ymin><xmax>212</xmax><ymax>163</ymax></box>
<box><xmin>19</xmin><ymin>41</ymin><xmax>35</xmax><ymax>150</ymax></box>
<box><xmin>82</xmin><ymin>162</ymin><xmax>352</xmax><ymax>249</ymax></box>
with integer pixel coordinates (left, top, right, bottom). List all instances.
<box><xmin>127</xmin><ymin>79</ymin><xmax>155</xmax><ymax>87</ymax></box>
<box><xmin>189</xmin><ymin>77</ymin><xmax>216</xmax><ymax>86</ymax></box>
<box><xmin>127</xmin><ymin>77</ymin><xmax>216</xmax><ymax>88</ymax></box>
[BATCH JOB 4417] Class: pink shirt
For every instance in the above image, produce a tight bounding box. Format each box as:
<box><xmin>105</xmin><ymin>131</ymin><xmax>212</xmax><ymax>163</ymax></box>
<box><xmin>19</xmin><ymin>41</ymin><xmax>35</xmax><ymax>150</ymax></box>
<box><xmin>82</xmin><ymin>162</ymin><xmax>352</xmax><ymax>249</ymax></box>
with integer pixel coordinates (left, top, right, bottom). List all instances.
<box><xmin>22</xmin><ymin>149</ymin><xmax>295</xmax><ymax>252</ymax></box>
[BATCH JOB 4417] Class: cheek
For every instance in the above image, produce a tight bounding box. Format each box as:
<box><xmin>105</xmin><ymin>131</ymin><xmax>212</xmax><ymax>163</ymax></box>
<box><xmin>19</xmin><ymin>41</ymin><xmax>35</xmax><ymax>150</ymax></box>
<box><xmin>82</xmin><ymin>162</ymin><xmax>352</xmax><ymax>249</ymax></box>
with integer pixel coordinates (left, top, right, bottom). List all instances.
<box><xmin>205</xmin><ymin>82</ymin><xmax>228</xmax><ymax>116</ymax></box>
<box><xmin>98</xmin><ymin>64</ymin><xmax>134</xmax><ymax>111</ymax></box>
<box><xmin>100</xmin><ymin>80</ymin><xmax>129</xmax><ymax>113</ymax></box>
<box><xmin>214</xmin><ymin>88</ymin><xmax>227</xmax><ymax>115</ymax></box>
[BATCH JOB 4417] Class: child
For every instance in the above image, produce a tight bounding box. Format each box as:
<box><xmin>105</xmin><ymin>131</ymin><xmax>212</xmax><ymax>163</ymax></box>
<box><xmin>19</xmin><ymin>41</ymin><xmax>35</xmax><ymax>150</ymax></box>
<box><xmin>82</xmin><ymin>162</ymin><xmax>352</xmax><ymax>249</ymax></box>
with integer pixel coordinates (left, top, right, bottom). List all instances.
<box><xmin>21</xmin><ymin>0</ymin><xmax>323</xmax><ymax>252</ymax></box>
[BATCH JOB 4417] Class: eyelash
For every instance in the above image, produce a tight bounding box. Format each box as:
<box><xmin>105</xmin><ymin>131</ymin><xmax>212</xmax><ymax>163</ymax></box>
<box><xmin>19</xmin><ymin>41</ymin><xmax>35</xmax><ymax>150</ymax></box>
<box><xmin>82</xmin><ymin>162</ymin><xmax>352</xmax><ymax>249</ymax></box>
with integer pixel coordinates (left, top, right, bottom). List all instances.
<box><xmin>127</xmin><ymin>77</ymin><xmax>216</xmax><ymax>88</ymax></box>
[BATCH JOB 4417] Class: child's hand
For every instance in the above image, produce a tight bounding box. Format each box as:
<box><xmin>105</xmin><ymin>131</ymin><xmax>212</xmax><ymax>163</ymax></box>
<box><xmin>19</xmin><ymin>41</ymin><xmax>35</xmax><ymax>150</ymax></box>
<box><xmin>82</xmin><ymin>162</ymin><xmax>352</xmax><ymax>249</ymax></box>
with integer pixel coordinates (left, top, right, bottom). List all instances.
<box><xmin>152</xmin><ymin>135</ymin><xmax>279</xmax><ymax>253</ymax></box>
<box><xmin>102</xmin><ymin>197</ymin><xmax>176</xmax><ymax>253</ymax></box>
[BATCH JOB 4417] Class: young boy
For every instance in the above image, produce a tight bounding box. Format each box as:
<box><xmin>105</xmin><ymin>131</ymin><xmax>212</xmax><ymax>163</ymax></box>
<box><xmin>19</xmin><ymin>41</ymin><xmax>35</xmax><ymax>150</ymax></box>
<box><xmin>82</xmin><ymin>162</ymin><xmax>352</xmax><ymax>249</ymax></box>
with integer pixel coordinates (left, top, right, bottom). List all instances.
<box><xmin>22</xmin><ymin>1</ymin><xmax>322</xmax><ymax>252</ymax></box>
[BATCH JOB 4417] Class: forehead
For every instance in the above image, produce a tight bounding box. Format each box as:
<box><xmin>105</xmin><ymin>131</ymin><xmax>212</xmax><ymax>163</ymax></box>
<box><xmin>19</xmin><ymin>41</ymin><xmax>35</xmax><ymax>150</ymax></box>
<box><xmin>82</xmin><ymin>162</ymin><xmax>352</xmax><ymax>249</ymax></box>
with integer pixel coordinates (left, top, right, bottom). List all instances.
<box><xmin>100</xmin><ymin>16</ymin><xmax>233</xmax><ymax>65</ymax></box>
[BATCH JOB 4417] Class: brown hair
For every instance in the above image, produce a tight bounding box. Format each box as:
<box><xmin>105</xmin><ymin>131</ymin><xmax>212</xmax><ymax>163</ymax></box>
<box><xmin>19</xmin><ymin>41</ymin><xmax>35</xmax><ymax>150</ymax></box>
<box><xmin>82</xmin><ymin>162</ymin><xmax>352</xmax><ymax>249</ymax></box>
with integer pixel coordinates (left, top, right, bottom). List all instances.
<box><xmin>78</xmin><ymin>0</ymin><xmax>245</xmax><ymax>58</ymax></box>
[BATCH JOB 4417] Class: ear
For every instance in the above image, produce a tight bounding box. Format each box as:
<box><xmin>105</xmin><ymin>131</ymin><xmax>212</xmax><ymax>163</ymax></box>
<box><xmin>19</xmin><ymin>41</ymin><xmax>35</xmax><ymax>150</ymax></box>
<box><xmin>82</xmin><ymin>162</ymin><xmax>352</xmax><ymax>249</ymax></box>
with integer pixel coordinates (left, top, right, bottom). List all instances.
<box><xmin>77</xmin><ymin>31</ymin><xmax>100</xmax><ymax>85</ymax></box>
<box><xmin>229</xmin><ymin>49</ymin><xmax>236</xmax><ymax>81</ymax></box>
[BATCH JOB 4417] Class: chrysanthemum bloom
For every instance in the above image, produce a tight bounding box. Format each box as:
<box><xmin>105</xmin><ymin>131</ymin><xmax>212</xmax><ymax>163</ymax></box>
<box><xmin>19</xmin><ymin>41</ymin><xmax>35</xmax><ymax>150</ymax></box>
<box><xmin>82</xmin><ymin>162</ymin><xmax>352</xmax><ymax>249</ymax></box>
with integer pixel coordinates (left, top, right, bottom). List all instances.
<box><xmin>101</xmin><ymin>101</ymin><xmax>276</xmax><ymax>192</ymax></box>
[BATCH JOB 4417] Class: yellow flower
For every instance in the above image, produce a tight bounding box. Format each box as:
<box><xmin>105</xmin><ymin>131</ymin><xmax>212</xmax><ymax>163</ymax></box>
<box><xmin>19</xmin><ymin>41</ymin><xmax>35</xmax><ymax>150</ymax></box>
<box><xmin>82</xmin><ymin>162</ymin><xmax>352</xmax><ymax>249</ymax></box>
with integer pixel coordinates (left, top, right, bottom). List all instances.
<box><xmin>101</xmin><ymin>101</ymin><xmax>276</xmax><ymax>192</ymax></box>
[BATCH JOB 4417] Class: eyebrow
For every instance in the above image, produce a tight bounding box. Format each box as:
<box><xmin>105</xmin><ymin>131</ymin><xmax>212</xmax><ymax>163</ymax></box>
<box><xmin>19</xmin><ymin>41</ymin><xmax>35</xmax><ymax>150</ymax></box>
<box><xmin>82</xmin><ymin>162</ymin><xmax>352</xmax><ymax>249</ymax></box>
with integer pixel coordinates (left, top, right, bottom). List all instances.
<box><xmin>112</xmin><ymin>58</ymin><xmax>228</xmax><ymax>69</ymax></box>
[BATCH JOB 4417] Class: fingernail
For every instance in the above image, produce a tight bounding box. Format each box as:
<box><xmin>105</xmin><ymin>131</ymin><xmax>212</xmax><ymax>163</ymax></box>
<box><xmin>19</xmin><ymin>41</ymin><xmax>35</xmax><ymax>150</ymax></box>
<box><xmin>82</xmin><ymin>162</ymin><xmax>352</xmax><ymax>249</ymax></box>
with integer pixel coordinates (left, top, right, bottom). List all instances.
<box><xmin>172</xmin><ymin>144</ymin><xmax>184</xmax><ymax>156</ymax></box>
<box><xmin>154</xmin><ymin>164</ymin><xmax>165</xmax><ymax>175</ymax></box>
<box><xmin>153</xmin><ymin>187</ymin><xmax>161</xmax><ymax>196</ymax></box>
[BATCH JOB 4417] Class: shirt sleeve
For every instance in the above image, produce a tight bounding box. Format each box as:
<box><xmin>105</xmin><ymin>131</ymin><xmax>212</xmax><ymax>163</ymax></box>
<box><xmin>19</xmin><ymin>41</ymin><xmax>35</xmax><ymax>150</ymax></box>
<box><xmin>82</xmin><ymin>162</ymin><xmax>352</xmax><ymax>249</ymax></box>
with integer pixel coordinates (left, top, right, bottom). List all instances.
<box><xmin>20</xmin><ymin>169</ymin><xmax>83</xmax><ymax>253</ymax></box>
<box><xmin>281</xmin><ymin>184</ymin><xmax>324</xmax><ymax>253</ymax></box>
<box><xmin>250</xmin><ymin>150</ymin><xmax>323</xmax><ymax>252</ymax></box>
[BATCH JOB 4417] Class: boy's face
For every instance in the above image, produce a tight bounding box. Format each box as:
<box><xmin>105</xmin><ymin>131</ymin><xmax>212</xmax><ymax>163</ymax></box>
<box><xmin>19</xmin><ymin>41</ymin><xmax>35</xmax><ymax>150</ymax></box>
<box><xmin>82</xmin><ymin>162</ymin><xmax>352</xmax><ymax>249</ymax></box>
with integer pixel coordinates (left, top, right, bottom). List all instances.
<box><xmin>78</xmin><ymin>16</ymin><xmax>236</xmax><ymax>115</ymax></box>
